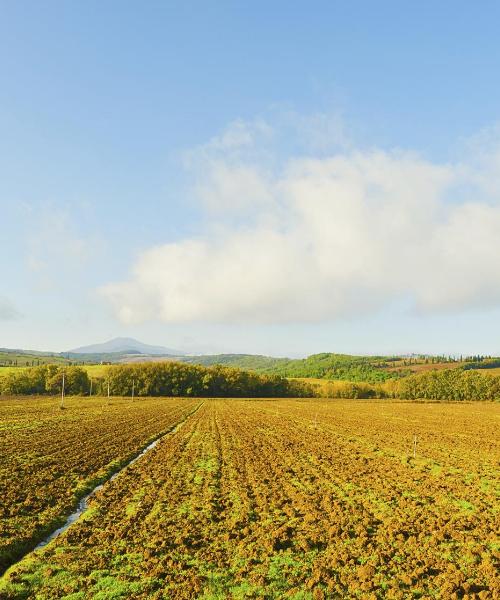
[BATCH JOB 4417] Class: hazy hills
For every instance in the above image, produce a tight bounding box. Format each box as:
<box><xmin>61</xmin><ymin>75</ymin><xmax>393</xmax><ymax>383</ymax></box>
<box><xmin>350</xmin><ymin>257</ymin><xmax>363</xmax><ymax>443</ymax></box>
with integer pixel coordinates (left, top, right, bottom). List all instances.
<box><xmin>68</xmin><ymin>337</ymin><xmax>184</xmax><ymax>356</ymax></box>
<box><xmin>2</xmin><ymin>338</ymin><xmax>497</xmax><ymax>384</ymax></box>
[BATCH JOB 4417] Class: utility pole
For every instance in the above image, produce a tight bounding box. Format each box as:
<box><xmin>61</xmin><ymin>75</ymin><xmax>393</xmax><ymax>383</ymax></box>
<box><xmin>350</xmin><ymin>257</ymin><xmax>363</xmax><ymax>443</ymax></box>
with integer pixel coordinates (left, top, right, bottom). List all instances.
<box><xmin>60</xmin><ymin>372</ymin><xmax>65</xmax><ymax>410</ymax></box>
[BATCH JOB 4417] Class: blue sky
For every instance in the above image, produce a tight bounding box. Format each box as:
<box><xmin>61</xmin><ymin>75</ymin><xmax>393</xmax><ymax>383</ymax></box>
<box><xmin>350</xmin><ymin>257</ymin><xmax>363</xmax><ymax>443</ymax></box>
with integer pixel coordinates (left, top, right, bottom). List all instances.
<box><xmin>2</xmin><ymin>1</ymin><xmax>500</xmax><ymax>356</ymax></box>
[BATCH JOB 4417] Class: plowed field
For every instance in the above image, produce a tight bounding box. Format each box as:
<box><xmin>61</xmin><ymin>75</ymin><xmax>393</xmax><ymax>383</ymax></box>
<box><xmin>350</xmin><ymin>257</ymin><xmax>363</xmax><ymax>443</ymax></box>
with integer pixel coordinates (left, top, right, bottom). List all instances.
<box><xmin>1</xmin><ymin>399</ymin><xmax>499</xmax><ymax>599</ymax></box>
<box><xmin>0</xmin><ymin>396</ymin><xmax>199</xmax><ymax>573</ymax></box>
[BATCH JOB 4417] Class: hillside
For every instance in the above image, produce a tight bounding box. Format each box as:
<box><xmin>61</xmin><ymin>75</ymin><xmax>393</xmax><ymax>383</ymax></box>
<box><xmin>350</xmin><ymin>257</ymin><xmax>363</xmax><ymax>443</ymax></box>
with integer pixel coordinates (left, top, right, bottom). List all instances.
<box><xmin>0</xmin><ymin>348</ymin><xmax>70</xmax><ymax>368</ymax></box>
<box><xmin>181</xmin><ymin>353</ymin><xmax>500</xmax><ymax>383</ymax></box>
<box><xmin>0</xmin><ymin>338</ymin><xmax>185</xmax><ymax>369</ymax></box>
<box><xmin>2</xmin><ymin>345</ymin><xmax>497</xmax><ymax>386</ymax></box>
<box><xmin>180</xmin><ymin>352</ymin><xmax>410</xmax><ymax>383</ymax></box>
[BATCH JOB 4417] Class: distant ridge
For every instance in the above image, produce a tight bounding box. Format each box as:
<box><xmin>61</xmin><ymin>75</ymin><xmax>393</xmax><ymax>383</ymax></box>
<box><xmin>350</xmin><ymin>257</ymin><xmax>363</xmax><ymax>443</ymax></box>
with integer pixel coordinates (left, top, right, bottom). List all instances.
<box><xmin>68</xmin><ymin>337</ymin><xmax>185</xmax><ymax>356</ymax></box>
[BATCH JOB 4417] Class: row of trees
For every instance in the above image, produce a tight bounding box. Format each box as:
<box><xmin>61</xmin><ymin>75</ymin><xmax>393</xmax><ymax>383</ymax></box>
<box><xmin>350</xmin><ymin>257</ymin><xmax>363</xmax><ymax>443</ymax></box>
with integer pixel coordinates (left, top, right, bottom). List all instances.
<box><xmin>2</xmin><ymin>362</ymin><xmax>498</xmax><ymax>401</ymax></box>
<box><xmin>316</xmin><ymin>380</ymin><xmax>389</xmax><ymax>399</ymax></box>
<box><xmin>462</xmin><ymin>359</ymin><xmax>500</xmax><ymax>370</ymax></box>
<box><xmin>0</xmin><ymin>365</ymin><xmax>90</xmax><ymax>395</ymax></box>
<box><xmin>104</xmin><ymin>363</ymin><xmax>312</xmax><ymax>397</ymax></box>
<box><xmin>316</xmin><ymin>369</ymin><xmax>500</xmax><ymax>400</ymax></box>
<box><xmin>0</xmin><ymin>362</ymin><xmax>312</xmax><ymax>398</ymax></box>
<box><xmin>397</xmin><ymin>369</ymin><xmax>500</xmax><ymax>401</ymax></box>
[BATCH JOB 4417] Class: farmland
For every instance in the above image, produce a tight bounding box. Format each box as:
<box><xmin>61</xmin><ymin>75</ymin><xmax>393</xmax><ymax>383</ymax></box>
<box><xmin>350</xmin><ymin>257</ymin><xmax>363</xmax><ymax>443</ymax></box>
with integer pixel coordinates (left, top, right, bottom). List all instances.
<box><xmin>0</xmin><ymin>396</ymin><xmax>199</xmax><ymax>574</ymax></box>
<box><xmin>1</xmin><ymin>398</ymin><xmax>498</xmax><ymax>599</ymax></box>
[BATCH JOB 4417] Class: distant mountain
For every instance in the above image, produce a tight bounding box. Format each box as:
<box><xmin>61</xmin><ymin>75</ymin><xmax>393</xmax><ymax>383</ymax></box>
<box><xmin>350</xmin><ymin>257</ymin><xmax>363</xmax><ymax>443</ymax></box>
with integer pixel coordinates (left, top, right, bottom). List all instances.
<box><xmin>68</xmin><ymin>337</ymin><xmax>185</xmax><ymax>356</ymax></box>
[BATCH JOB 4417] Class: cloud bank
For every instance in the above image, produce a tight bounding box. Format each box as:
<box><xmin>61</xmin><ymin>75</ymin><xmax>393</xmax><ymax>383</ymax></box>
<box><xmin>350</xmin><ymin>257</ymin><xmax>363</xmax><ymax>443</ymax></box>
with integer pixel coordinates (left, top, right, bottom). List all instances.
<box><xmin>102</xmin><ymin>118</ymin><xmax>500</xmax><ymax>324</ymax></box>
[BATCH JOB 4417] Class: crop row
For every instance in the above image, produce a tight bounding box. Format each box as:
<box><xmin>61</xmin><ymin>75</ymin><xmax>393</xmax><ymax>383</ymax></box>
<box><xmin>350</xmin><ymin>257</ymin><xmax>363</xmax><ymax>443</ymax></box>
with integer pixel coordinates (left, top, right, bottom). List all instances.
<box><xmin>0</xmin><ymin>395</ymin><xmax>199</xmax><ymax>573</ymax></box>
<box><xmin>3</xmin><ymin>399</ymin><xmax>498</xmax><ymax>598</ymax></box>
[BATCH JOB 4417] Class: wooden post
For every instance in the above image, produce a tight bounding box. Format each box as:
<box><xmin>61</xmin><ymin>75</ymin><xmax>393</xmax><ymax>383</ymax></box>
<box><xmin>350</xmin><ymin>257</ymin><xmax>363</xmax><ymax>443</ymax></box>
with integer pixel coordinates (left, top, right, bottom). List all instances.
<box><xmin>413</xmin><ymin>435</ymin><xmax>417</xmax><ymax>458</ymax></box>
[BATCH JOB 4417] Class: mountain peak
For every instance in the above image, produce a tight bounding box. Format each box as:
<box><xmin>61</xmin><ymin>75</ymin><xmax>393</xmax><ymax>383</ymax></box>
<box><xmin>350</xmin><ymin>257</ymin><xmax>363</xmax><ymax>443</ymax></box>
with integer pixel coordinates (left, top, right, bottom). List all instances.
<box><xmin>68</xmin><ymin>337</ymin><xmax>185</xmax><ymax>356</ymax></box>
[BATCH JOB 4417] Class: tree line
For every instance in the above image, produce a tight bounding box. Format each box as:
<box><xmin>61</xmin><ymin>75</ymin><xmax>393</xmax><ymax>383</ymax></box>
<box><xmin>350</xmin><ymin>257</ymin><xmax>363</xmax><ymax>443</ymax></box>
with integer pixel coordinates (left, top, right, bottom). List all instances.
<box><xmin>313</xmin><ymin>368</ymin><xmax>500</xmax><ymax>400</ymax></box>
<box><xmin>0</xmin><ymin>362</ymin><xmax>312</xmax><ymax>398</ymax></box>
<box><xmin>1</xmin><ymin>362</ymin><xmax>498</xmax><ymax>401</ymax></box>
<box><xmin>397</xmin><ymin>368</ymin><xmax>500</xmax><ymax>401</ymax></box>
<box><xmin>0</xmin><ymin>365</ymin><xmax>89</xmax><ymax>395</ymax></box>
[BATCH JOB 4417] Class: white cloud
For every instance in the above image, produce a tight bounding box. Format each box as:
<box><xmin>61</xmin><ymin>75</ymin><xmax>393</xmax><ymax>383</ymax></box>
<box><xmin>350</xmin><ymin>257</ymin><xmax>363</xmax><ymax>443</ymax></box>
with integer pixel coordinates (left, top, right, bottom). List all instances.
<box><xmin>203</xmin><ymin>118</ymin><xmax>273</xmax><ymax>152</ymax></box>
<box><xmin>195</xmin><ymin>162</ymin><xmax>274</xmax><ymax>214</ymax></box>
<box><xmin>102</xmin><ymin>116</ymin><xmax>500</xmax><ymax>324</ymax></box>
<box><xmin>0</xmin><ymin>297</ymin><xmax>21</xmax><ymax>321</ymax></box>
<box><xmin>282</xmin><ymin>110</ymin><xmax>353</xmax><ymax>154</ymax></box>
<box><xmin>183</xmin><ymin>118</ymin><xmax>273</xmax><ymax>167</ymax></box>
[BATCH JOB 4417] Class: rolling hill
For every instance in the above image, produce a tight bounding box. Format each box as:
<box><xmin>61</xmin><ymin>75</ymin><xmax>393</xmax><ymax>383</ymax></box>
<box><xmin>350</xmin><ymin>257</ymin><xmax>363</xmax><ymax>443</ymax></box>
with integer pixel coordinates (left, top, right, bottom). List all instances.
<box><xmin>68</xmin><ymin>337</ymin><xmax>184</xmax><ymax>356</ymax></box>
<box><xmin>179</xmin><ymin>352</ymin><xmax>408</xmax><ymax>383</ymax></box>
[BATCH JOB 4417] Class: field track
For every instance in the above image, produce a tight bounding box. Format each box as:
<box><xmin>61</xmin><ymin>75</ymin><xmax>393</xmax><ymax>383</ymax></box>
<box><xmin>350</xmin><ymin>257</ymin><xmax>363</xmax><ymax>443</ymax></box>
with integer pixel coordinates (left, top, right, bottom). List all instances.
<box><xmin>1</xmin><ymin>399</ymin><xmax>499</xmax><ymax>599</ymax></box>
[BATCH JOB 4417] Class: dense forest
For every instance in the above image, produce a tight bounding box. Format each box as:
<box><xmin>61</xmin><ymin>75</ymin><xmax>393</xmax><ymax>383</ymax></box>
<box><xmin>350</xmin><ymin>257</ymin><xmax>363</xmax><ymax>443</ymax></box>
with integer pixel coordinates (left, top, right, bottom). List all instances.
<box><xmin>0</xmin><ymin>362</ymin><xmax>311</xmax><ymax>398</ymax></box>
